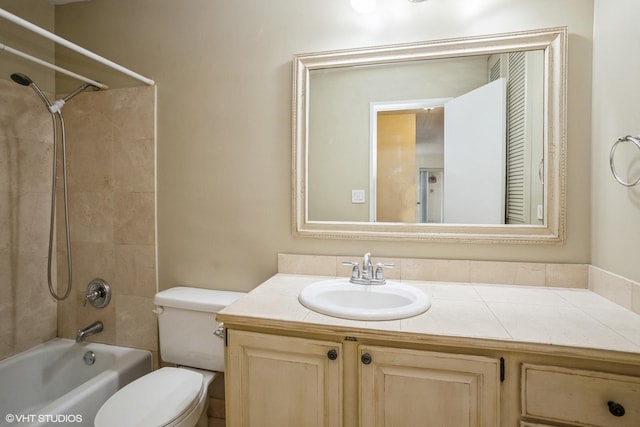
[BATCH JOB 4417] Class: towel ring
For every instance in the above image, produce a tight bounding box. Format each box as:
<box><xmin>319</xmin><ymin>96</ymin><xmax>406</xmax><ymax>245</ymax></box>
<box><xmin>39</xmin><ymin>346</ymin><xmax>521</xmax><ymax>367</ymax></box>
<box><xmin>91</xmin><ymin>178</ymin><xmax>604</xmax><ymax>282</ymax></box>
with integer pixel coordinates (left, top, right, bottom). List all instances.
<box><xmin>610</xmin><ymin>135</ymin><xmax>640</xmax><ymax>187</ymax></box>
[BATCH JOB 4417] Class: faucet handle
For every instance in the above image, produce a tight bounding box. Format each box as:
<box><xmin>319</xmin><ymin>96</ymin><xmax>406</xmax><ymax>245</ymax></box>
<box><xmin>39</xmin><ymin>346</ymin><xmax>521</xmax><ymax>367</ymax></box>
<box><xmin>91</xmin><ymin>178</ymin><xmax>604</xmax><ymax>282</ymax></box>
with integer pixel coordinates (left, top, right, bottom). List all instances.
<box><xmin>83</xmin><ymin>279</ymin><xmax>111</xmax><ymax>309</ymax></box>
<box><xmin>341</xmin><ymin>261</ymin><xmax>361</xmax><ymax>279</ymax></box>
<box><xmin>374</xmin><ymin>263</ymin><xmax>395</xmax><ymax>281</ymax></box>
<box><xmin>83</xmin><ymin>291</ymin><xmax>98</xmax><ymax>307</ymax></box>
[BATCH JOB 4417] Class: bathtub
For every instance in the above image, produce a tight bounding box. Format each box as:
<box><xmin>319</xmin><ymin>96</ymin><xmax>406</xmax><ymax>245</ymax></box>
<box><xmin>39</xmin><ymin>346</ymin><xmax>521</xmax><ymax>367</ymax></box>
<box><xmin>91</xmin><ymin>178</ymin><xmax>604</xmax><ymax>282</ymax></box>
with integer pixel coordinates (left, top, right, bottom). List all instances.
<box><xmin>0</xmin><ymin>338</ymin><xmax>152</xmax><ymax>427</ymax></box>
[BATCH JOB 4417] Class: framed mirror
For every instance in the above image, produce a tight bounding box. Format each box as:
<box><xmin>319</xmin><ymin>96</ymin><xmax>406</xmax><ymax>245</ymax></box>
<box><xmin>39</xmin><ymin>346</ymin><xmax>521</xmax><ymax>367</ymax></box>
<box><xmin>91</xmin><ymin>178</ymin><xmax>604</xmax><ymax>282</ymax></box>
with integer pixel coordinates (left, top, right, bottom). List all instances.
<box><xmin>293</xmin><ymin>27</ymin><xmax>566</xmax><ymax>243</ymax></box>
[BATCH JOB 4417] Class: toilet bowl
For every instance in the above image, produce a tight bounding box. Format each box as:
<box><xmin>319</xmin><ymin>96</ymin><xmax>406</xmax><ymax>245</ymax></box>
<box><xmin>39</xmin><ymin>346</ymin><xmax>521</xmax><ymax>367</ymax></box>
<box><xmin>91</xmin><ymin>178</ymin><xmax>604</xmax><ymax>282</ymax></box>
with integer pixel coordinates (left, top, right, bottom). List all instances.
<box><xmin>94</xmin><ymin>287</ymin><xmax>245</xmax><ymax>427</ymax></box>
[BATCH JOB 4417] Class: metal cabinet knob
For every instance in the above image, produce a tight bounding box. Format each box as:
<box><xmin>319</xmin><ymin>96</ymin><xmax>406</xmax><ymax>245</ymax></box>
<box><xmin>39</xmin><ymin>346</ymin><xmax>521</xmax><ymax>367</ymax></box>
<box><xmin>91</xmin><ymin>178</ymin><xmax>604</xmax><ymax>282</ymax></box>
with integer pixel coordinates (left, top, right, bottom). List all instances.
<box><xmin>361</xmin><ymin>352</ymin><xmax>372</xmax><ymax>365</ymax></box>
<box><xmin>608</xmin><ymin>401</ymin><xmax>625</xmax><ymax>417</ymax></box>
<box><xmin>327</xmin><ymin>349</ymin><xmax>338</xmax><ymax>360</ymax></box>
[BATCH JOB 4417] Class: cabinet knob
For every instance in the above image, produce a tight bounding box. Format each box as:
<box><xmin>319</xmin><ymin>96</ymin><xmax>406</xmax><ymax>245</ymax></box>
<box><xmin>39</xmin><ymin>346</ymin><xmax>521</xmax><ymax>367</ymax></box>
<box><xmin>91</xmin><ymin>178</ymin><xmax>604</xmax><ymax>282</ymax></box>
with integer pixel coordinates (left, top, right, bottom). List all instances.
<box><xmin>608</xmin><ymin>401</ymin><xmax>625</xmax><ymax>417</ymax></box>
<box><xmin>327</xmin><ymin>349</ymin><xmax>338</xmax><ymax>360</ymax></box>
<box><xmin>361</xmin><ymin>352</ymin><xmax>372</xmax><ymax>365</ymax></box>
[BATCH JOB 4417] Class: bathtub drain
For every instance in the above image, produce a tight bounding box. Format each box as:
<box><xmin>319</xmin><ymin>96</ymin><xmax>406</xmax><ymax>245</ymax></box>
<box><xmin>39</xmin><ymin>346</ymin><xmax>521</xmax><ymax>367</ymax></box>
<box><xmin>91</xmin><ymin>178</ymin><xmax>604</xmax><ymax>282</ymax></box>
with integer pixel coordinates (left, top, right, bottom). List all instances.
<box><xmin>83</xmin><ymin>351</ymin><xmax>96</xmax><ymax>366</ymax></box>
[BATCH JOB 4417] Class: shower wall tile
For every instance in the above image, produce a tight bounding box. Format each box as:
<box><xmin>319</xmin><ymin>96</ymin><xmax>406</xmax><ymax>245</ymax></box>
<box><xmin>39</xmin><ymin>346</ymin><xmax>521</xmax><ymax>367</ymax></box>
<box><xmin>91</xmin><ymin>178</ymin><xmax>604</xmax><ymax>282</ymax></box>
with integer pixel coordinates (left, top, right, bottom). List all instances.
<box><xmin>113</xmin><ymin>137</ymin><xmax>154</xmax><ymax>192</ymax></box>
<box><xmin>0</xmin><ymin>80</ymin><xmax>52</xmax><ymax>140</ymax></box>
<box><xmin>114</xmin><ymin>192</ymin><xmax>155</xmax><ymax>245</ymax></box>
<box><xmin>0</xmin><ymin>136</ymin><xmax>53</xmax><ymax>193</ymax></box>
<box><xmin>68</xmin><ymin>191</ymin><xmax>114</xmax><ymax>243</ymax></box>
<box><xmin>66</xmin><ymin>128</ymin><xmax>113</xmax><ymax>192</ymax></box>
<box><xmin>0</xmin><ymin>79</ymin><xmax>57</xmax><ymax>360</ymax></box>
<box><xmin>56</xmin><ymin>86</ymin><xmax>157</xmax><ymax>355</ymax></box>
<box><xmin>114</xmin><ymin>244</ymin><xmax>156</xmax><ymax>298</ymax></box>
<box><xmin>115</xmin><ymin>294</ymin><xmax>158</xmax><ymax>351</ymax></box>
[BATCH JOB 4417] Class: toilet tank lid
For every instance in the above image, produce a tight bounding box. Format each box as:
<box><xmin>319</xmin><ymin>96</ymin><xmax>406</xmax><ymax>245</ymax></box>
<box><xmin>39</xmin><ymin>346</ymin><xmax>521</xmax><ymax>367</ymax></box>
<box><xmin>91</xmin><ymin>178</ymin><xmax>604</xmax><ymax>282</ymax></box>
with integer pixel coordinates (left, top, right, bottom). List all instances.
<box><xmin>154</xmin><ymin>286</ymin><xmax>245</xmax><ymax>313</ymax></box>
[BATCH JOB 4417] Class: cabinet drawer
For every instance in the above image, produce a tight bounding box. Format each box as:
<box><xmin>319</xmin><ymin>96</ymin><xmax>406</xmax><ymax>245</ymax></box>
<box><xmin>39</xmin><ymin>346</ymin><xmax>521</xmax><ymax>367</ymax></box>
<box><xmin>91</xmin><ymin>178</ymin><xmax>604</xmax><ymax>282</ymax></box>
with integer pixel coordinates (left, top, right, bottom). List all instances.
<box><xmin>521</xmin><ymin>363</ymin><xmax>640</xmax><ymax>427</ymax></box>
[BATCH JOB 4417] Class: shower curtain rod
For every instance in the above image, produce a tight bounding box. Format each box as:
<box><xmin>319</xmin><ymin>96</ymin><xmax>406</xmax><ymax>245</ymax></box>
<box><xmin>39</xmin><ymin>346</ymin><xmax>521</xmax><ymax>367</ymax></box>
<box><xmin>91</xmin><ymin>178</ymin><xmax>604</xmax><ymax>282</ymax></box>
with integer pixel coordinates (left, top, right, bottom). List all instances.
<box><xmin>0</xmin><ymin>7</ymin><xmax>155</xmax><ymax>86</ymax></box>
<box><xmin>0</xmin><ymin>41</ymin><xmax>108</xmax><ymax>89</ymax></box>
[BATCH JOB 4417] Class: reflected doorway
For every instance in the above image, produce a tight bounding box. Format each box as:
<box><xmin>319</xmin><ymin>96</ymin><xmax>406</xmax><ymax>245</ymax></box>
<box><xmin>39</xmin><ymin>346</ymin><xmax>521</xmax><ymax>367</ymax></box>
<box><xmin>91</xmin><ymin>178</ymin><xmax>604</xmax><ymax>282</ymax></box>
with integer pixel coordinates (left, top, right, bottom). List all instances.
<box><xmin>418</xmin><ymin>169</ymin><xmax>443</xmax><ymax>223</ymax></box>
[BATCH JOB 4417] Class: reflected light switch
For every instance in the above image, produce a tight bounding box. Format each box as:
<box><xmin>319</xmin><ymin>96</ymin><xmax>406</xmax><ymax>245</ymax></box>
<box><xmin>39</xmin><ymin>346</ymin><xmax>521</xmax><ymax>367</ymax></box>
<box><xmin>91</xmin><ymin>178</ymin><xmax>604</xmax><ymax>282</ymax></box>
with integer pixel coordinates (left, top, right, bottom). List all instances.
<box><xmin>352</xmin><ymin>190</ymin><xmax>366</xmax><ymax>204</ymax></box>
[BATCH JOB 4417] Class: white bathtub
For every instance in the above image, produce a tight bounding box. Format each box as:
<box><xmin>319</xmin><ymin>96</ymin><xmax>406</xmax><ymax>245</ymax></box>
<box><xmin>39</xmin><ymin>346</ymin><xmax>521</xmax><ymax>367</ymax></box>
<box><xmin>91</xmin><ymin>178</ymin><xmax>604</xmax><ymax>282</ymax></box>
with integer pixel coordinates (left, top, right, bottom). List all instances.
<box><xmin>0</xmin><ymin>338</ymin><xmax>152</xmax><ymax>427</ymax></box>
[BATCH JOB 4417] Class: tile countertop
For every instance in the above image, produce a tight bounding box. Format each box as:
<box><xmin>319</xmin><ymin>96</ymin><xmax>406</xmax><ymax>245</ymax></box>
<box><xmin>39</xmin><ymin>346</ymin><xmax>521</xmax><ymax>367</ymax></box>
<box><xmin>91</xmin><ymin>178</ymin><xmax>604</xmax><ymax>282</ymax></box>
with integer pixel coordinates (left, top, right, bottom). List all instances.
<box><xmin>217</xmin><ymin>274</ymin><xmax>640</xmax><ymax>364</ymax></box>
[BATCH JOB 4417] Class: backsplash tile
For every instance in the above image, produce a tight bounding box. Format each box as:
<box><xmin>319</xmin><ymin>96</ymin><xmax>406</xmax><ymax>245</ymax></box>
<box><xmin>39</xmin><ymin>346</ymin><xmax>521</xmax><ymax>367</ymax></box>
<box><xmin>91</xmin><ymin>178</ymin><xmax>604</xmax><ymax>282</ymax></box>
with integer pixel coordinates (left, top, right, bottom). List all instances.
<box><xmin>280</xmin><ymin>255</ymin><xmax>640</xmax><ymax>315</ymax></box>
<box><xmin>589</xmin><ymin>266</ymin><xmax>638</xmax><ymax>313</ymax></box>
<box><xmin>280</xmin><ymin>254</ymin><xmax>589</xmax><ymax>288</ymax></box>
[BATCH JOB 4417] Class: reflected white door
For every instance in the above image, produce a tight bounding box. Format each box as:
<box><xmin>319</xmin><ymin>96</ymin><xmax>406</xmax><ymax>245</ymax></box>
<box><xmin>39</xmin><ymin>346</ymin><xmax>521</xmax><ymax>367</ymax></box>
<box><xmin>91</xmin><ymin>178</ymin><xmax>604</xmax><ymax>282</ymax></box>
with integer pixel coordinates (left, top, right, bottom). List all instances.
<box><xmin>443</xmin><ymin>78</ymin><xmax>506</xmax><ymax>224</ymax></box>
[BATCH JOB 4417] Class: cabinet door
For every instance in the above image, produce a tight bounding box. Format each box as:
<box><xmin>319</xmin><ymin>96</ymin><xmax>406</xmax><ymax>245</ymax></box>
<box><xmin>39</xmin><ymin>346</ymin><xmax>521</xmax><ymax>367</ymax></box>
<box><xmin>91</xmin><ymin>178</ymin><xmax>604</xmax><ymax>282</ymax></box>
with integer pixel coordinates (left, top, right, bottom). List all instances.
<box><xmin>225</xmin><ymin>330</ymin><xmax>342</xmax><ymax>427</ymax></box>
<box><xmin>359</xmin><ymin>345</ymin><xmax>500</xmax><ymax>427</ymax></box>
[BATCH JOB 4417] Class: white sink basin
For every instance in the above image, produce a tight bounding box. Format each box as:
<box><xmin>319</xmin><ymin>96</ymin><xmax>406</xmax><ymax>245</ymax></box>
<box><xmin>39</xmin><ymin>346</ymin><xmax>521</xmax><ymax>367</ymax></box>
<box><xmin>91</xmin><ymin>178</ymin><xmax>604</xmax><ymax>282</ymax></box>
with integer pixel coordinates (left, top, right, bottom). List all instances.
<box><xmin>298</xmin><ymin>279</ymin><xmax>431</xmax><ymax>321</ymax></box>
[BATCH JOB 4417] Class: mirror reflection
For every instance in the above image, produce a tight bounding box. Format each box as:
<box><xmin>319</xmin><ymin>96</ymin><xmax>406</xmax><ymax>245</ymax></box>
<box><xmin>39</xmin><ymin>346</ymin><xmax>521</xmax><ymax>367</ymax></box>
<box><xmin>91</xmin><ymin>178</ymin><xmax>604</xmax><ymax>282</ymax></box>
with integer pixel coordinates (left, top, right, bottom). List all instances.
<box><xmin>308</xmin><ymin>51</ymin><xmax>545</xmax><ymax>225</ymax></box>
<box><xmin>293</xmin><ymin>27</ymin><xmax>566</xmax><ymax>243</ymax></box>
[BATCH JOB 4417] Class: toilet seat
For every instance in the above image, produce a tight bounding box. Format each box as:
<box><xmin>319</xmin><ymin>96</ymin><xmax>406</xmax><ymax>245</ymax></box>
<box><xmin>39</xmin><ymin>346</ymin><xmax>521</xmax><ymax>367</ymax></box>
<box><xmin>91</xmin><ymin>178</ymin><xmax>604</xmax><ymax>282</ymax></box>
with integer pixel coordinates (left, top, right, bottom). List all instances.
<box><xmin>95</xmin><ymin>367</ymin><xmax>206</xmax><ymax>427</ymax></box>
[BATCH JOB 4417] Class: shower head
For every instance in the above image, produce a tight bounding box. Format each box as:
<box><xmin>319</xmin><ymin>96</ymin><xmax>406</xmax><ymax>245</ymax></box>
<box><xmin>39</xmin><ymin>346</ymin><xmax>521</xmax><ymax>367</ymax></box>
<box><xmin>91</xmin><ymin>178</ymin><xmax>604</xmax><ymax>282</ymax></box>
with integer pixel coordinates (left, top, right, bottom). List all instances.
<box><xmin>10</xmin><ymin>72</ymin><xmax>52</xmax><ymax>109</ymax></box>
<box><xmin>10</xmin><ymin>73</ymin><xmax>33</xmax><ymax>86</ymax></box>
<box><xmin>10</xmin><ymin>72</ymin><xmax>99</xmax><ymax>113</ymax></box>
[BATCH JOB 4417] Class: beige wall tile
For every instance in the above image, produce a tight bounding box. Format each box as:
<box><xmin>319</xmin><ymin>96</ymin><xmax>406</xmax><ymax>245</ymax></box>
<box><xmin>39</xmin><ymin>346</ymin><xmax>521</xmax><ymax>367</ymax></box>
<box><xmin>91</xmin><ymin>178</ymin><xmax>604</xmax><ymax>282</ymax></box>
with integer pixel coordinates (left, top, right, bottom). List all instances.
<box><xmin>114</xmin><ymin>244</ymin><xmax>157</xmax><ymax>297</ymax></box>
<box><xmin>114</xmin><ymin>192</ymin><xmax>155</xmax><ymax>245</ymax></box>
<box><xmin>53</xmin><ymin>86</ymin><xmax>157</xmax><ymax>355</ymax></box>
<box><xmin>468</xmin><ymin>261</ymin><xmax>547</xmax><ymax>286</ymax></box>
<box><xmin>69</xmin><ymin>191</ymin><xmax>114</xmax><ymax>242</ymax></box>
<box><xmin>115</xmin><ymin>294</ymin><xmax>158</xmax><ymax>351</ymax></box>
<box><xmin>66</xmin><ymin>128</ymin><xmax>113</xmax><ymax>193</ymax></box>
<box><xmin>589</xmin><ymin>266</ymin><xmax>633</xmax><ymax>310</ymax></box>
<box><xmin>114</xmin><ymin>138</ymin><xmax>154</xmax><ymax>193</ymax></box>
<box><xmin>545</xmin><ymin>263</ymin><xmax>588</xmax><ymax>288</ymax></box>
<box><xmin>277</xmin><ymin>253</ymin><xmax>337</xmax><ymax>276</ymax></box>
<box><xmin>401</xmin><ymin>258</ymin><xmax>470</xmax><ymax>282</ymax></box>
<box><xmin>66</xmin><ymin>242</ymin><xmax>115</xmax><ymax>295</ymax></box>
<box><xmin>632</xmin><ymin>283</ymin><xmax>640</xmax><ymax>315</ymax></box>
<box><xmin>0</xmin><ymin>74</ymin><xmax>58</xmax><ymax>359</ymax></box>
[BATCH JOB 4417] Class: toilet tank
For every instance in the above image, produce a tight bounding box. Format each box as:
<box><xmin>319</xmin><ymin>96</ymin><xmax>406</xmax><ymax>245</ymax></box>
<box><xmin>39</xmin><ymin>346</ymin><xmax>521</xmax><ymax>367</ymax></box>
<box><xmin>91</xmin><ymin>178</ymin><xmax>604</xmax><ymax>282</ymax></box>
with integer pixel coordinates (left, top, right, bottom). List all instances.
<box><xmin>154</xmin><ymin>287</ymin><xmax>245</xmax><ymax>372</ymax></box>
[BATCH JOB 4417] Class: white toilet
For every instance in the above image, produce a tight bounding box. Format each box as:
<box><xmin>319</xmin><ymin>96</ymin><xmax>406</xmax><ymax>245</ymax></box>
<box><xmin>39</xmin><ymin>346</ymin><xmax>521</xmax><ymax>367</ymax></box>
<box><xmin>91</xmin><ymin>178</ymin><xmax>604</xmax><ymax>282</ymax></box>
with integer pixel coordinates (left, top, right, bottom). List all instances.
<box><xmin>95</xmin><ymin>287</ymin><xmax>245</xmax><ymax>427</ymax></box>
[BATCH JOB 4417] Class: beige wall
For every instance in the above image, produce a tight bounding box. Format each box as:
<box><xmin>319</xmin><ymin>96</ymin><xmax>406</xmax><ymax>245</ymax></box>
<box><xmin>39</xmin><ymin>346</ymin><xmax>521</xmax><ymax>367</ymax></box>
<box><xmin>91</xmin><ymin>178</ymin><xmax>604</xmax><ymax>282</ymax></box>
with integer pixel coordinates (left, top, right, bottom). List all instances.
<box><xmin>591</xmin><ymin>0</ymin><xmax>640</xmax><ymax>283</ymax></box>
<box><xmin>0</xmin><ymin>0</ymin><xmax>55</xmax><ymax>92</ymax></box>
<box><xmin>50</xmin><ymin>0</ymin><xmax>594</xmax><ymax>293</ymax></box>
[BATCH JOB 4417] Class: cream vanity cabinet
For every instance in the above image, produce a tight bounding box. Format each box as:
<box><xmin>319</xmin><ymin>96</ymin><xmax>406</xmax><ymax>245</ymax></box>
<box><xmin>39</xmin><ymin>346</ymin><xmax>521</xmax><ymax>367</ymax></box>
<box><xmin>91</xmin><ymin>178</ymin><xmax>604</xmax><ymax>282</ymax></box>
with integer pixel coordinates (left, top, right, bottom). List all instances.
<box><xmin>520</xmin><ymin>363</ymin><xmax>640</xmax><ymax>427</ymax></box>
<box><xmin>225</xmin><ymin>330</ymin><xmax>343</xmax><ymax>427</ymax></box>
<box><xmin>359</xmin><ymin>345</ymin><xmax>500</xmax><ymax>426</ymax></box>
<box><xmin>224</xmin><ymin>329</ymin><xmax>500</xmax><ymax>427</ymax></box>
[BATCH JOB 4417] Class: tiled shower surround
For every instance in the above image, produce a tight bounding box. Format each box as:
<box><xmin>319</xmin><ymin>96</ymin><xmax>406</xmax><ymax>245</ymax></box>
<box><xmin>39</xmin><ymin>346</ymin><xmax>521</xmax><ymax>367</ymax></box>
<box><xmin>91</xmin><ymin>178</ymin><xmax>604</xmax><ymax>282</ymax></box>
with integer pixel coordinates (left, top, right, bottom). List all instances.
<box><xmin>0</xmin><ymin>79</ymin><xmax>158</xmax><ymax>361</ymax></box>
<box><xmin>55</xmin><ymin>85</ymin><xmax>158</xmax><ymax>359</ymax></box>
<box><xmin>0</xmin><ymin>79</ymin><xmax>58</xmax><ymax>360</ymax></box>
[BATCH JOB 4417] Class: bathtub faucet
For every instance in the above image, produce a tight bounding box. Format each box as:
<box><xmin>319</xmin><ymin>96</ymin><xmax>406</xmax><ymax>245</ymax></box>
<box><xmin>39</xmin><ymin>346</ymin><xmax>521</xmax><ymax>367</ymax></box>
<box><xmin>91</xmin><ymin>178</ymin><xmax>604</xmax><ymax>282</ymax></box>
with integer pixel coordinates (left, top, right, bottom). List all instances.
<box><xmin>76</xmin><ymin>321</ymin><xmax>103</xmax><ymax>343</ymax></box>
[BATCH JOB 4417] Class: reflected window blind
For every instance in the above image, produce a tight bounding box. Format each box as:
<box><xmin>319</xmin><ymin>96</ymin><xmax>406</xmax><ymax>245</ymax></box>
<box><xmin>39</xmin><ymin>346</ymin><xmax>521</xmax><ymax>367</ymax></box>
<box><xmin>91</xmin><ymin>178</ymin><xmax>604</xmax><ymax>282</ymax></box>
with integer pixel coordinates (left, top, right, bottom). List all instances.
<box><xmin>505</xmin><ymin>51</ymin><xmax>527</xmax><ymax>224</ymax></box>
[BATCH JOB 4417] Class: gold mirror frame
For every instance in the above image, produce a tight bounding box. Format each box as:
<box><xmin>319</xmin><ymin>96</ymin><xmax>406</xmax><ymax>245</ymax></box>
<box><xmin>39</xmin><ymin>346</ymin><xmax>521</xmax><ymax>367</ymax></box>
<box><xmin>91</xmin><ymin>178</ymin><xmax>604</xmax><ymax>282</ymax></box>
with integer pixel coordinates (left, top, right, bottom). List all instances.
<box><xmin>292</xmin><ymin>27</ymin><xmax>566</xmax><ymax>243</ymax></box>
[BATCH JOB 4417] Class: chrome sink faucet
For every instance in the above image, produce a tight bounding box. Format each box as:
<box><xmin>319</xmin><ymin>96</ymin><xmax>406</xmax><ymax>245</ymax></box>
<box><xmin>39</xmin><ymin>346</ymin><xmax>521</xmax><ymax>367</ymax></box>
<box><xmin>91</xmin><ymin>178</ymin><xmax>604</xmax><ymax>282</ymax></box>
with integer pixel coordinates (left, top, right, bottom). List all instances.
<box><xmin>76</xmin><ymin>321</ymin><xmax>103</xmax><ymax>343</ymax></box>
<box><xmin>362</xmin><ymin>252</ymin><xmax>373</xmax><ymax>281</ymax></box>
<box><xmin>342</xmin><ymin>252</ymin><xmax>394</xmax><ymax>285</ymax></box>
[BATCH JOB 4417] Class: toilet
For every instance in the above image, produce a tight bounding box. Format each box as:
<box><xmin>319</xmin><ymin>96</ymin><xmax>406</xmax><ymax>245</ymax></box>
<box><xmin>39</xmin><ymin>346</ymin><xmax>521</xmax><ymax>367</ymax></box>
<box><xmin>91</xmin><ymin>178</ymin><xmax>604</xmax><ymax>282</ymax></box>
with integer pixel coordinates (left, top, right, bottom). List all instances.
<box><xmin>95</xmin><ymin>287</ymin><xmax>245</xmax><ymax>427</ymax></box>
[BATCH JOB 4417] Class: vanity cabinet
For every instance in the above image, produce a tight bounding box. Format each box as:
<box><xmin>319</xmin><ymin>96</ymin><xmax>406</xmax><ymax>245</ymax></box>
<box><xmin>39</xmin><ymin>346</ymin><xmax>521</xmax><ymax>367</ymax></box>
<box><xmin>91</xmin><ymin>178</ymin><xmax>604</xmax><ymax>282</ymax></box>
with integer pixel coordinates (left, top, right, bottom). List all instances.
<box><xmin>521</xmin><ymin>363</ymin><xmax>640</xmax><ymax>427</ymax></box>
<box><xmin>359</xmin><ymin>345</ymin><xmax>500</xmax><ymax>427</ymax></box>
<box><xmin>225</xmin><ymin>330</ymin><xmax>343</xmax><ymax>427</ymax></box>
<box><xmin>225</xmin><ymin>329</ymin><xmax>500</xmax><ymax>427</ymax></box>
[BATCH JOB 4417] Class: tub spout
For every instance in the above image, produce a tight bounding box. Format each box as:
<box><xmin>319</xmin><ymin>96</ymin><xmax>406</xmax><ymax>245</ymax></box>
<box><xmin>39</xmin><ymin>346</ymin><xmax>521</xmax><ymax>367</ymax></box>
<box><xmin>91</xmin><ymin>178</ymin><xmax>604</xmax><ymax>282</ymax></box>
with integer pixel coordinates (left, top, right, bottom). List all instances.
<box><xmin>76</xmin><ymin>321</ymin><xmax>103</xmax><ymax>343</ymax></box>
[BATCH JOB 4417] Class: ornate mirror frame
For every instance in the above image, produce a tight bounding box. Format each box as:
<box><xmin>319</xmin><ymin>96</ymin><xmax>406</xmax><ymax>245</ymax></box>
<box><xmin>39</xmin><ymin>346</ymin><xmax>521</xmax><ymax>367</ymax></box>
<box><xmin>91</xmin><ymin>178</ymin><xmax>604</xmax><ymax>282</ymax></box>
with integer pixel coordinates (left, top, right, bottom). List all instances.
<box><xmin>292</xmin><ymin>27</ymin><xmax>567</xmax><ymax>243</ymax></box>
